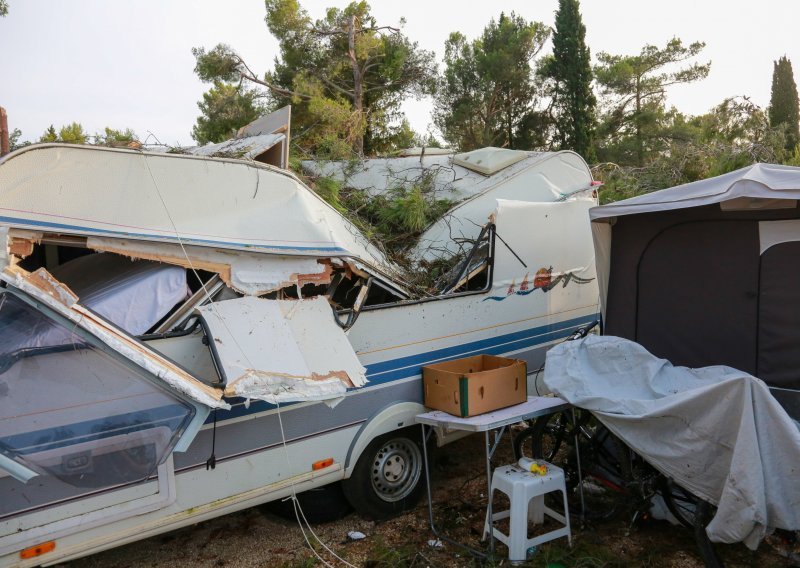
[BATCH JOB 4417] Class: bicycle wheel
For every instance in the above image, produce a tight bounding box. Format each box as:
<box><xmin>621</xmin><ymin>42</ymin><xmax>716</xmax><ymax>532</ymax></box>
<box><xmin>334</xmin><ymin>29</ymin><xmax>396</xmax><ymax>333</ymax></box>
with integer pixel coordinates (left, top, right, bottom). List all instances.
<box><xmin>513</xmin><ymin>410</ymin><xmax>572</xmax><ymax>462</ymax></box>
<box><xmin>513</xmin><ymin>411</ymin><xmax>622</xmax><ymax>521</ymax></box>
<box><xmin>660</xmin><ymin>480</ymin><xmax>724</xmax><ymax>567</ymax></box>
<box><xmin>693</xmin><ymin>500</ymin><xmax>725</xmax><ymax>568</ymax></box>
<box><xmin>660</xmin><ymin>478</ymin><xmax>699</xmax><ymax>528</ymax></box>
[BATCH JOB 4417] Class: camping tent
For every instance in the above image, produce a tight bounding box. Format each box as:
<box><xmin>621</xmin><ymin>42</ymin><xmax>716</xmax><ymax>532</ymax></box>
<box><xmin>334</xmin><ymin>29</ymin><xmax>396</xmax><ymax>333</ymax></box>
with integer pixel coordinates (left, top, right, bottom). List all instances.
<box><xmin>590</xmin><ymin>163</ymin><xmax>800</xmax><ymax>389</ymax></box>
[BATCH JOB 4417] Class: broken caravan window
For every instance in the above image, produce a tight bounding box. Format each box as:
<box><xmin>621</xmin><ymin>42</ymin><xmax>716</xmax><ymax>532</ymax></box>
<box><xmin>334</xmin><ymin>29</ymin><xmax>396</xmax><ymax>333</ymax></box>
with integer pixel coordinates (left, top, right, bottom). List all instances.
<box><xmin>334</xmin><ymin>222</ymin><xmax>495</xmax><ymax>319</ymax></box>
<box><xmin>13</xmin><ymin>240</ymin><xmax>230</xmax><ymax>386</ymax></box>
<box><xmin>0</xmin><ymin>288</ymin><xmax>198</xmax><ymax>508</ymax></box>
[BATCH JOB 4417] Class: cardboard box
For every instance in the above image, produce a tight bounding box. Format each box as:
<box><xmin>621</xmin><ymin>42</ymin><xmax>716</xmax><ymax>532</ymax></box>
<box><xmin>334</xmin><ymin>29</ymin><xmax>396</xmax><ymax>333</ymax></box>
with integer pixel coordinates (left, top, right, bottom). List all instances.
<box><xmin>422</xmin><ymin>354</ymin><xmax>527</xmax><ymax>417</ymax></box>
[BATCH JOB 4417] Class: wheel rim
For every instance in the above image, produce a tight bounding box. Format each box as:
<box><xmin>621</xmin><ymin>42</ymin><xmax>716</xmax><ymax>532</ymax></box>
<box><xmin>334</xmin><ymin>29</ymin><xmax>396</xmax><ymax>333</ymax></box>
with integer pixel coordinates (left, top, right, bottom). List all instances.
<box><xmin>370</xmin><ymin>437</ymin><xmax>422</xmax><ymax>503</ymax></box>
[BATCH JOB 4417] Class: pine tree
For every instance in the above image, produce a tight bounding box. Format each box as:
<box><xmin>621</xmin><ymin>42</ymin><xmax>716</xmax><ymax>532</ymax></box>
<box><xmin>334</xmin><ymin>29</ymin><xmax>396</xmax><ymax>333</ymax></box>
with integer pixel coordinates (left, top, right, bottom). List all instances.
<box><xmin>769</xmin><ymin>56</ymin><xmax>800</xmax><ymax>152</ymax></box>
<box><xmin>546</xmin><ymin>0</ymin><xmax>596</xmax><ymax>161</ymax></box>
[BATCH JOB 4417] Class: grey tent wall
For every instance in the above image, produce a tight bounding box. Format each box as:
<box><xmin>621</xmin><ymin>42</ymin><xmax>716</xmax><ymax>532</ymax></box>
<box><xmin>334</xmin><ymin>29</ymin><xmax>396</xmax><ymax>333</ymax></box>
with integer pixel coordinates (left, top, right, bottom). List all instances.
<box><xmin>604</xmin><ymin>203</ymin><xmax>800</xmax><ymax>388</ymax></box>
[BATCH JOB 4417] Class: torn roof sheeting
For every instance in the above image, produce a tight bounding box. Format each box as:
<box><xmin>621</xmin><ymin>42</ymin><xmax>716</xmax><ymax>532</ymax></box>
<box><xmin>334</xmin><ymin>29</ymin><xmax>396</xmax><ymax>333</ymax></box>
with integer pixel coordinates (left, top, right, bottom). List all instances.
<box><xmin>198</xmin><ymin>296</ymin><xmax>367</xmax><ymax>404</ymax></box>
<box><xmin>301</xmin><ymin>149</ymin><xmax>594</xmax><ymax>262</ymax></box>
<box><xmin>0</xmin><ymin>144</ymin><xmax>396</xmax><ymax>278</ymax></box>
<box><xmin>183</xmin><ymin>132</ymin><xmax>284</xmax><ymax>159</ymax></box>
<box><xmin>300</xmin><ymin>148</ymin><xmax>587</xmax><ymax>201</ymax></box>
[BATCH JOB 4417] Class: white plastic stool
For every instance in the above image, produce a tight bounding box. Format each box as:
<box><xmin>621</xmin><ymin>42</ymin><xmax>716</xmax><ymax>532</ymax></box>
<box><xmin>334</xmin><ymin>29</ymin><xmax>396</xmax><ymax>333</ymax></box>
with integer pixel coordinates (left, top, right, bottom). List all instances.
<box><xmin>483</xmin><ymin>462</ymin><xmax>571</xmax><ymax>562</ymax></box>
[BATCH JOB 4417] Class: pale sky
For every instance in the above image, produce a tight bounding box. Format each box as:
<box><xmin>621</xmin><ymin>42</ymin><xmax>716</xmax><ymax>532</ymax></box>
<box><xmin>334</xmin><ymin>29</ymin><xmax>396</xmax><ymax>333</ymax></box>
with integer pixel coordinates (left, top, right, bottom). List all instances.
<box><xmin>1</xmin><ymin>0</ymin><xmax>799</xmax><ymax>147</ymax></box>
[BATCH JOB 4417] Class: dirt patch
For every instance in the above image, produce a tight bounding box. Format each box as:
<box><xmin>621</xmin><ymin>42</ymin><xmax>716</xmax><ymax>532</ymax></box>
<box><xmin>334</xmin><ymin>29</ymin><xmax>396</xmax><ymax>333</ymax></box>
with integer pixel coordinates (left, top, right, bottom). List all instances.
<box><xmin>71</xmin><ymin>434</ymin><xmax>797</xmax><ymax>568</ymax></box>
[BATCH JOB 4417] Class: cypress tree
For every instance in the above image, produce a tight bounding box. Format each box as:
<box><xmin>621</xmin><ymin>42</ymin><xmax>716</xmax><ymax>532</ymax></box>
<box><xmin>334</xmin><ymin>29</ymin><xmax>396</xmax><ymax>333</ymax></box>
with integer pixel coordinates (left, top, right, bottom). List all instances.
<box><xmin>769</xmin><ymin>56</ymin><xmax>800</xmax><ymax>152</ymax></box>
<box><xmin>548</xmin><ymin>0</ymin><xmax>596</xmax><ymax>161</ymax></box>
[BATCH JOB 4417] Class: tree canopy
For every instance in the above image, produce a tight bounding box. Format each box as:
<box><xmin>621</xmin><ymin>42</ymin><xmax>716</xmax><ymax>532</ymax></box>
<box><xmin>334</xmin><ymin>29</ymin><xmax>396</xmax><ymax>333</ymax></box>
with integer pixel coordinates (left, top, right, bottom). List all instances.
<box><xmin>768</xmin><ymin>56</ymin><xmax>800</xmax><ymax>153</ymax></box>
<box><xmin>40</xmin><ymin>123</ymin><xmax>87</xmax><ymax>144</ymax></box>
<box><xmin>191</xmin><ymin>81</ymin><xmax>266</xmax><ymax>144</ymax></box>
<box><xmin>594</xmin><ymin>38</ymin><xmax>710</xmax><ymax>165</ymax></box>
<box><xmin>193</xmin><ymin>0</ymin><xmax>436</xmax><ymax>157</ymax></box>
<box><xmin>434</xmin><ymin>12</ymin><xmax>549</xmax><ymax>151</ymax></box>
<box><xmin>541</xmin><ymin>0</ymin><xmax>595</xmax><ymax>161</ymax></box>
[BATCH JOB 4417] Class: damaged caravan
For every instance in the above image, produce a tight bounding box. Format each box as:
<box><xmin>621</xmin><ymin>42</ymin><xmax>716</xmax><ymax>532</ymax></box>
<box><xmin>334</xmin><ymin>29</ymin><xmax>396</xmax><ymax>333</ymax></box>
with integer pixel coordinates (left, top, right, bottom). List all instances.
<box><xmin>0</xmin><ymin>142</ymin><xmax>598</xmax><ymax>566</ymax></box>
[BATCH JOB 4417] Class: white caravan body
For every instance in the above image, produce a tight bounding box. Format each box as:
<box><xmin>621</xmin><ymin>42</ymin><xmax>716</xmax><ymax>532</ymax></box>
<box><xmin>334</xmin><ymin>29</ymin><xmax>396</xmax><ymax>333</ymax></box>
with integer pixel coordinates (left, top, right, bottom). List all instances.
<box><xmin>0</xmin><ymin>145</ymin><xmax>598</xmax><ymax>566</ymax></box>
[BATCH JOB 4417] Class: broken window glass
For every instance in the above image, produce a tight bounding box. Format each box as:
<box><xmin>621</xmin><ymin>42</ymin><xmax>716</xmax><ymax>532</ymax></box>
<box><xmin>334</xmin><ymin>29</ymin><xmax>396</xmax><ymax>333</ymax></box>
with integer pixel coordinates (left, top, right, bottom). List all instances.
<box><xmin>0</xmin><ymin>291</ymin><xmax>196</xmax><ymax>515</ymax></box>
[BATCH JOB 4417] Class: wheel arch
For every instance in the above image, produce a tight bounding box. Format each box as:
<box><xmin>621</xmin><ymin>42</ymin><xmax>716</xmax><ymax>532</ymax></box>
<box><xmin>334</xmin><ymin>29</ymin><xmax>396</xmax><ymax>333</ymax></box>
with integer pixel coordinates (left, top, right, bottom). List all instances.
<box><xmin>344</xmin><ymin>401</ymin><xmax>425</xmax><ymax>477</ymax></box>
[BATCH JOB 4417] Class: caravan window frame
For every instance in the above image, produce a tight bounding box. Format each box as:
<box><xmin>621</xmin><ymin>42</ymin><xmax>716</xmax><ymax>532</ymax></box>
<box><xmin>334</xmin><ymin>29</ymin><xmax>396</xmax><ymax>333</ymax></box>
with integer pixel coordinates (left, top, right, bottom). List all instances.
<box><xmin>359</xmin><ymin>224</ymin><xmax>496</xmax><ymax>312</ymax></box>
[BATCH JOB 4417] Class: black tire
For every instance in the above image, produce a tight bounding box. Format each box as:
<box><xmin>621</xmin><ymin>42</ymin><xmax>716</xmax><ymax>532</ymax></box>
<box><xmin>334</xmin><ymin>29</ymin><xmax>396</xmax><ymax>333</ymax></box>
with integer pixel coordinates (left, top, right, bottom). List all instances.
<box><xmin>660</xmin><ymin>478</ymin><xmax>700</xmax><ymax>529</ymax></box>
<box><xmin>693</xmin><ymin>500</ymin><xmax>725</xmax><ymax>568</ymax></box>
<box><xmin>264</xmin><ymin>481</ymin><xmax>353</xmax><ymax>524</ymax></box>
<box><xmin>342</xmin><ymin>427</ymin><xmax>426</xmax><ymax>521</ymax></box>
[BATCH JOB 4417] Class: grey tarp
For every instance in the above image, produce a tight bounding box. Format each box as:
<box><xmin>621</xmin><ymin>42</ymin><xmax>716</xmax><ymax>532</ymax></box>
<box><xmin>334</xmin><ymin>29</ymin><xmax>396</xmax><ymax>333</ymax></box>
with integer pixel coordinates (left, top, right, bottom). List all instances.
<box><xmin>543</xmin><ymin>335</ymin><xmax>800</xmax><ymax>549</ymax></box>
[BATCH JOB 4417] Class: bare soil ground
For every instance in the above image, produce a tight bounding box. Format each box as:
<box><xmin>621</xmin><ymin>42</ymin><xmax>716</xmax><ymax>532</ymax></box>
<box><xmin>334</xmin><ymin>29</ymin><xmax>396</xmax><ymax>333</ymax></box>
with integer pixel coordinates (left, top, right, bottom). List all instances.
<box><xmin>71</xmin><ymin>434</ymin><xmax>798</xmax><ymax>568</ymax></box>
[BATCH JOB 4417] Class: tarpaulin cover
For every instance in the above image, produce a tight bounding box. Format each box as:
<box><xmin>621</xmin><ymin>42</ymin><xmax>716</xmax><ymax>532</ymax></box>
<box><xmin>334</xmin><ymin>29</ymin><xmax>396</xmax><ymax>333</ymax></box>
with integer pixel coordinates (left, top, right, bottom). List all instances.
<box><xmin>544</xmin><ymin>335</ymin><xmax>800</xmax><ymax>549</ymax></box>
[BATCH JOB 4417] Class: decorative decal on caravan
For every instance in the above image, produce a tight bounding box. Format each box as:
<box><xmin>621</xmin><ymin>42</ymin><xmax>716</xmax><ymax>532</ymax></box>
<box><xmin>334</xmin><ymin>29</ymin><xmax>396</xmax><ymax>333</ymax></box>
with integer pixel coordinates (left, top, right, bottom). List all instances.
<box><xmin>483</xmin><ymin>267</ymin><xmax>595</xmax><ymax>302</ymax></box>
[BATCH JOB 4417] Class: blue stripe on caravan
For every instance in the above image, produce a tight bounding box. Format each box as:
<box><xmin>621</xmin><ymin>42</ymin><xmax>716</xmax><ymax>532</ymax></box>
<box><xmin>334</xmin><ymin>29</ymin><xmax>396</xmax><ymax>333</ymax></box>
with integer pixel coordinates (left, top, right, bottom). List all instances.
<box><xmin>212</xmin><ymin>314</ymin><xmax>594</xmax><ymax>423</ymax></box>
<box><xmin>0</xmin><ymin>215</ymin><xmax>348</xmax><ymax>253</ymax></box>
<box><xmin>1</xmin><ymin>404</ymin><xmax>191</xmax><ymax>455</ymax></box>
<box><xmin>362</xmin><ymin>314</ymin><xmax>594</xmax><ymax>384</ymax></box>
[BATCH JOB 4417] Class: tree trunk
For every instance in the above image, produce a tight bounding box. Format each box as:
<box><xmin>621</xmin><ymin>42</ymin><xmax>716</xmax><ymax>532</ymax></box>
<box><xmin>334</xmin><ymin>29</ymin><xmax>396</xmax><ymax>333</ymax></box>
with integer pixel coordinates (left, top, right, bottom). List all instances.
<box><xmin>348</xmin><ymin>14</ymin><xmax>365</xmax><ymax>157</ymax></box>
<box><xmin>635</xmin><ymin>77</ymin><xmax>643</xmax><ymax>167</ymax></box>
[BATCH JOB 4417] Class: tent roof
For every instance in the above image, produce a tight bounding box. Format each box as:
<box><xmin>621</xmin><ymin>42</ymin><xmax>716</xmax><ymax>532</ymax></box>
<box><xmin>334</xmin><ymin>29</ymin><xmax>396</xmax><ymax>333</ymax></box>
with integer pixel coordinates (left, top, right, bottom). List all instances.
<box><xmin>591</xmin><ymin>163</ymin><xmax>800</xmax><ymax>221</ymax></box>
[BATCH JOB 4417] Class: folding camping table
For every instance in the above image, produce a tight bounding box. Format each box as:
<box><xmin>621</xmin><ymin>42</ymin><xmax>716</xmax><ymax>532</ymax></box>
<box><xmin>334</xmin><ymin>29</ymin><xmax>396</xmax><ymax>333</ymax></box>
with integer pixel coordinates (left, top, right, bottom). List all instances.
<box><xmin>416</xmin><ymin>395</ymin><xmax>572</xmax><ymax>557</ymax></box>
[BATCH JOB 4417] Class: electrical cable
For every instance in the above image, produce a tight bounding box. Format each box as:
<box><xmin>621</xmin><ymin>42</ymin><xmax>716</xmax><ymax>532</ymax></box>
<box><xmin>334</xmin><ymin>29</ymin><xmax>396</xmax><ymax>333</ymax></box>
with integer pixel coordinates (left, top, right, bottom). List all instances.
<box><xmin>141</xmin><ymin>153</ymin><xmax>356</xmax><ymax>567</ymax></box>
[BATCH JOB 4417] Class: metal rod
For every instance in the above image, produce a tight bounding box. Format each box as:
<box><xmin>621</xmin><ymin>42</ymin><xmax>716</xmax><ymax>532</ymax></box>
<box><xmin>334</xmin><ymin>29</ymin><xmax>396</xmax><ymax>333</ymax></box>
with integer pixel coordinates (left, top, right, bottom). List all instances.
<box><xmin>485</xmin><ymin>430</ymin><xmax>495</xmax><ymax>553</ymax></box>
<box><xmin>572</xmin><ymin>407</ymin><xmax>586</xmax><ymax>525</ymax></box>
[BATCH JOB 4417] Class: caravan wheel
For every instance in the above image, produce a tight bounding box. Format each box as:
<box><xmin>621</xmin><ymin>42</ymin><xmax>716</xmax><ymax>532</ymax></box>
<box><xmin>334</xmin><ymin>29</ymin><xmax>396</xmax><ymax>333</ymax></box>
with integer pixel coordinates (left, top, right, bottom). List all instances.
<box><xmin>343</xmin><ymin>428</ymin><xmax>425</xmax><ymax>520</ymax></box>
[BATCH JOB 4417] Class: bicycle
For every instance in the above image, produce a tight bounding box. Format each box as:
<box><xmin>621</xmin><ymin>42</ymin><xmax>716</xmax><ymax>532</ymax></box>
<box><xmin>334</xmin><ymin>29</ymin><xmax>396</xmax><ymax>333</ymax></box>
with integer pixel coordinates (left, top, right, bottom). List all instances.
<box><xmin>514</xmin><ymin>322</ymin><xmax>724</xmax><ymax>567</ymax></box>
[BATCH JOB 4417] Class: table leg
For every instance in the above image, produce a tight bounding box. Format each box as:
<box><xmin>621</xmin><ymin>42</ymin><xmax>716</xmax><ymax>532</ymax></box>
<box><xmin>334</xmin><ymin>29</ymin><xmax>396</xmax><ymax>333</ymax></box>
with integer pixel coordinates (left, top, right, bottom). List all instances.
<box><xmin>421</xmin><ymin>425</ymin><xmax>436</xmax><ymax>535</ymax></box>
<box><xmin>485</xmin><ymin>430</ymin><xmax>495</xmax><ymax>553</ymax></box>
<box><xmin>420</xmin><ymin>424</ymin><xmax>490</xmax><ymax>559</ymax></box>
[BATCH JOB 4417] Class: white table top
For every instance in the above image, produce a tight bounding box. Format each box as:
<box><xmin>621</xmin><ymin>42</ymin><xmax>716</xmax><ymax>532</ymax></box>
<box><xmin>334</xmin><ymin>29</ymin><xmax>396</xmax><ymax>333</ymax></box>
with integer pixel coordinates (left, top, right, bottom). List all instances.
<box><xmin>415</xmin><ymin>396</ymin><xmax>570</xmax><ymax>432</ymax></box>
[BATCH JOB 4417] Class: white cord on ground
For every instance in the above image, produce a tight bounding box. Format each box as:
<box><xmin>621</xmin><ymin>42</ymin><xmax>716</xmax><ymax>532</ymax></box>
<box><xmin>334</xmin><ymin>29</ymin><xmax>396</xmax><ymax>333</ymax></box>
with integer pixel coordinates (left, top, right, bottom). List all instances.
<box><xmin>142</xmin><ymin>154</ymin><xmax>356</xmax><ymax>567</ymax></box>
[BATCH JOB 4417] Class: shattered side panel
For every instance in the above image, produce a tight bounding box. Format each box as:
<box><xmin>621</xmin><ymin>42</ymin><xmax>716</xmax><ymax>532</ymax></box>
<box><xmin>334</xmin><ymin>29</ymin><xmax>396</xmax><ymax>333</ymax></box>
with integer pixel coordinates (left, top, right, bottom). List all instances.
<box><xmin>198</xmin><ymin>296</ymin><xmax>367</xmax><ymax>404</ymax></box>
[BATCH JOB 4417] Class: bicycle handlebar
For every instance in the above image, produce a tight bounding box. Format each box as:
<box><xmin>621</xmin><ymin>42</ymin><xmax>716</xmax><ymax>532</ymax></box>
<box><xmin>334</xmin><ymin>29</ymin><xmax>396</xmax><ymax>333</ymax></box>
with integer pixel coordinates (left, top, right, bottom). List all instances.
<box><xmin>567</xmin><ymin>319</ymin><xmax>600</xmax><ymax>341</ymax></box>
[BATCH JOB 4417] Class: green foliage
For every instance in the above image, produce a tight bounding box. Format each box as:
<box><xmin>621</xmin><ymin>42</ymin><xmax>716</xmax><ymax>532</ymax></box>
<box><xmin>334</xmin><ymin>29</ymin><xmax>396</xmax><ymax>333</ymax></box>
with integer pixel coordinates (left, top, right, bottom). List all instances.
<box><xmin>434</xmin><ymin>13</ymin><xmax>550</xmax><ymax>151</ymax></box>
<box><xmin>594</xmin><ymin>38</ymin><xmax>710</xmax><ymax>166</ymax></box>
<box><xmin>39</xmin><ymin>123</ymin><xmax>87</xmax><ymax>144</ymax></box>
<box><xmin>312</xmin><ymin>176</ymin><xmax>345</xmax><ymax>212</ymax></box>
<box><xmin>9</xmin><ymin>128</ymin><xmax>29</xmax><ymax>151</ymax></box>
<box><xmin>39</xmin><ymin>123</ymin><xmax>139</xmax><ymax>147</ymax></box>
<box><xmin>768</xmin><ymin>56</ymin><xmax>800</xmax><ymax>152</ymax></box>
<box><xmin>193</xmin><ymin>1</ymin><xmax>436</xmax><ymax>156</ymax></box>
<box><xmin>596</xmin><ymin>97</ymin><xmax>790</xmax><ymax>203</ymax></box>
<box><xmin>191</xmin><ymin>45</ymin><xmax>242</xmax><ymax>83</ymax></box>
<box><xmin>97</xmin><ymin>127</ymin><xmax>139</xmax><ymax>147</ymax></box>
<box><xmin>542</xmin><ymin>0</ymin><xmax>596</xmax><ymax>161</ymax></box>
<box><xmin>39</xmin><ymin>125</ymin><xmax>58</xmax><ymax>143</ymax></box>
<box><xmin>312</xmin><ymin>170</ymin><xmax>455</xmax><ymax>261</ymax></box>
<box><xmin>191</xmin><ymin>81</ymin><xmax>265</xmax><ymax>144</ymax></box>
<box><xmin>0</xmin><ymin>0</ymin><xmax>7</xmax><ymax>16</ymax></box>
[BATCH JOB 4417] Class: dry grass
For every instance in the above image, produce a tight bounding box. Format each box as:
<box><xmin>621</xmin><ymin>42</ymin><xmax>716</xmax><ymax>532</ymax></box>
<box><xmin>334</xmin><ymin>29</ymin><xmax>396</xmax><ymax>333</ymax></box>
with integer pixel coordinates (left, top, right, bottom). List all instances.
<box><xmin>71</xmin><ymin>434</ymin><xmax>796</xmax><ymax>568</ymax></box>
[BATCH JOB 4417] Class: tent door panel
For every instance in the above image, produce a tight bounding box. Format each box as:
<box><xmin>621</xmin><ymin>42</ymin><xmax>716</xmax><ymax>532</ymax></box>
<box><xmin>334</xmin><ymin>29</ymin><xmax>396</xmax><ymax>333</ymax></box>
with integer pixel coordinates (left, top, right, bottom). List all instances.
<box><xmin>636</xmin><ymin>220</ymin><xmax>759</xmax><ymax>374</ymax></box>
<box><xmin>757</xmin><ymin>241</ymin><xmax>800</xmax><ymax>388</ymax></box>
